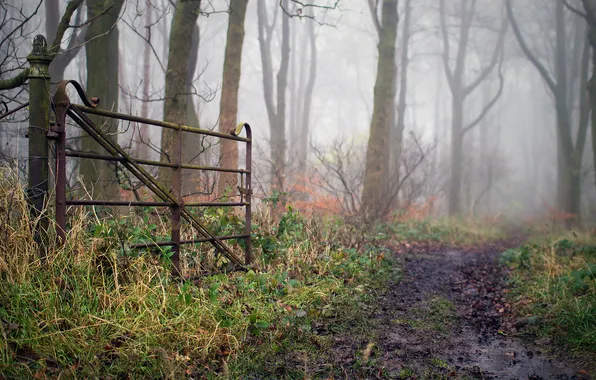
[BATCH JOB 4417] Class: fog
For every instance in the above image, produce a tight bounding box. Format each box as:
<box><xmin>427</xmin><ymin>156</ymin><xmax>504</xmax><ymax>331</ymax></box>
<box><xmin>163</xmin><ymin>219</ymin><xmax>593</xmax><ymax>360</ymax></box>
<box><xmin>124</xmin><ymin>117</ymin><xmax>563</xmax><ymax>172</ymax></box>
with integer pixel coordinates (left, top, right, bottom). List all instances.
<box><xmin>1</xmin><ymin>0</ymin><xmax>595</xmax><ymax>223</ymax></box>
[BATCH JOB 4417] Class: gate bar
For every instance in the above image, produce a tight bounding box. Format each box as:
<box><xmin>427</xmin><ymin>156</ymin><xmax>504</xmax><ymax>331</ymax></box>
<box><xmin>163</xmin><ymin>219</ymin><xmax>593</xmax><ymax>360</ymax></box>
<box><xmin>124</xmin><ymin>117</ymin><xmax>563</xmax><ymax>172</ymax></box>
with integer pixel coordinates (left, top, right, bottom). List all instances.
<box><xmin>129</xmin><ymin>234</ymin><xmax>249</xmax><ymax>249</ymax></box>
<box><xmin>73</xmin><ymin>104</ymin><xmax>250</xmax><ymax>142</ymax></box>
<box><xmin>65</xmin><ymin>150</ymin><xmax>249</xmax><ymax>173</ymax></box>
<box><xmin>65</xmin><ymin>200</ymin><xmax>248</xmax><ymax>207</ymax></box>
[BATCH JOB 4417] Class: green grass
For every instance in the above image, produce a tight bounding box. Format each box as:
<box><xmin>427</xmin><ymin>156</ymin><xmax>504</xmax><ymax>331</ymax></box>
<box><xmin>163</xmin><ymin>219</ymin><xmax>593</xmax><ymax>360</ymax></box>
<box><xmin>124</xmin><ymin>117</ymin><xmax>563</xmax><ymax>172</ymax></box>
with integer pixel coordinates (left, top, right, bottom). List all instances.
<box><xmin>382</xmin><ymin>217</ymin><xmax>507</xmax><ymax>247</ymax></box>
<box><xmin>0</xmin><ymin>170</ymin><xmax>397</xmax><ymax>379</ymax></box>
<box><xmin>501</xmin><ymin>231</ymin><xmax>596</xmax><ymax>365</ymax></box>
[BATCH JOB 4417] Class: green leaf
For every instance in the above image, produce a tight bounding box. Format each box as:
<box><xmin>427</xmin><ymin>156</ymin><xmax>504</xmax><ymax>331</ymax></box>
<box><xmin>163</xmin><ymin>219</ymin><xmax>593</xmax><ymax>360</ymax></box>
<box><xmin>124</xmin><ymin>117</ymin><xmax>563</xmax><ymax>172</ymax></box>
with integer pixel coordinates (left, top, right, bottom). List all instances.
<box><xmin>255</xmin><ymin>321</ymin><xmax>270</xmax><ymax>329</ymax></box>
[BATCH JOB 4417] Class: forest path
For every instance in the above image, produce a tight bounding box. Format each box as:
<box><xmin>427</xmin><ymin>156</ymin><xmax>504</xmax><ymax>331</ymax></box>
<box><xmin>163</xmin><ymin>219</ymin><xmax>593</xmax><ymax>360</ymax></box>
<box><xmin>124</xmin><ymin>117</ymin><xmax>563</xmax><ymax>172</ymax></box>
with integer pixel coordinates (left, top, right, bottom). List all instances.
<box><xmin>325</xmin><ymin>245</ymin><xmax>588</xmax><ymax>379</ymax></box>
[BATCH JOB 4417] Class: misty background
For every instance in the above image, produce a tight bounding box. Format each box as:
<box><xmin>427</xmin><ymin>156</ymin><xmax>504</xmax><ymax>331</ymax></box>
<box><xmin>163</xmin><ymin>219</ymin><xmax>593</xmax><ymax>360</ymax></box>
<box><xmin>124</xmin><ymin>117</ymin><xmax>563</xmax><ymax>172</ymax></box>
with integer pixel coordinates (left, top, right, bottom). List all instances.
<box><xmin>1</xmin><ymin>0</ymin><xmax>595</xmax><ymax>223</ymax></box>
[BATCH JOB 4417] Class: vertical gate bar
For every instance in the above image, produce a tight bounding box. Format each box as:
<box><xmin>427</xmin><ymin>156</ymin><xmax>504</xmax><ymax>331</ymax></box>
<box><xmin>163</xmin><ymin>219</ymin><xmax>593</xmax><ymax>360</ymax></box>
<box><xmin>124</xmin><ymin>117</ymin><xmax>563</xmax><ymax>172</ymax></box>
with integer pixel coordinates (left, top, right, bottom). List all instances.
<box><xmin>244</xmin><ymin>128</ymin><xmax>252</xmax><ymax>266</ymax></box>
<box><xmin>26</xmin><ymin>35</ymin><xmax>52</xmax><ymax>254</ymax></box>
<box><xmin>171</xmin><ymin>125</ymin><xmax>182</xmax><ymax>276</ymax></box>
<box><xmin>54</xmin><ymin>104</ymin><xmax>68</xmax><ymax>243</ymax></box>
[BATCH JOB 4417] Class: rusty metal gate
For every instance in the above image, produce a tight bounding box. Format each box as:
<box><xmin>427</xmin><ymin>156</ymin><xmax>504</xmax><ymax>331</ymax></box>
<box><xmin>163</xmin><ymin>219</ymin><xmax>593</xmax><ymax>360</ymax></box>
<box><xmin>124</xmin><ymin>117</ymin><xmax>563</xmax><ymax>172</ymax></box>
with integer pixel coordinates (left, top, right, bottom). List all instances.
<box><xmin>0</xmin><ymin>68</ymin><xmax>252</xmax><ymax>277</ymax></box>
<box><xmin>0</xmin><ymin>35</ymin><xmax>252</xmax><ymax>276</ymax></box>
<box><xmin>51</xmin><ymin>80</ymin><xmax>252</xmax><ymax>275</ymax></box>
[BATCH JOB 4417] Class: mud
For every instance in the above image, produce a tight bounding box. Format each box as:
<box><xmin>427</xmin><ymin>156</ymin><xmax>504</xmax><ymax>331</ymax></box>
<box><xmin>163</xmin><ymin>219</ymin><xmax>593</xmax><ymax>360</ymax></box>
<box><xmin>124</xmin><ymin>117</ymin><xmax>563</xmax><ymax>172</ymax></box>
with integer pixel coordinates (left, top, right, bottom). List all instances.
<box><xmin>323</xmin><ymin>245</ymin><xmax>590</xmax><ymax>379</ymax></box>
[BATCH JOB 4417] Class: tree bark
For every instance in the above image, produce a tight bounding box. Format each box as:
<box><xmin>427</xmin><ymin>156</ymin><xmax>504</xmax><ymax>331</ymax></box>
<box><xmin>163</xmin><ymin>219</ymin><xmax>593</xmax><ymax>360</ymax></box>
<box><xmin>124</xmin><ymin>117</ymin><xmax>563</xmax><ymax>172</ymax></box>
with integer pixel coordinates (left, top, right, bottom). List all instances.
<box><xmin>273</xmin><ymin>0</ymin><xmax>290</xmax><ymax>191</ymax></box>
<box><xmin>137</xmin><ymin>0</ymin><xmax>153</xmax><ymax>161</ymax></box>
<box><xmin>182</xmin><ymin>24</ymin><xmax>202</xmax><ymax>195</ymax></box>
<box><xmin>217</xmin><ymin>0</ymin><xmax>249</xmax><ymax>197</ymax></box>
<box><xmin>362</xmin><ymin>0</ymin><xmax>398</xmax><ymax>219</ymax></box>
<box><xmin>581</xmin><ymin>0</ymin><xmax>596</xmax><ymax>193</ymax></box>
<box><xmin>158</xmin><ymin>0</ymin><xmax>201</xmax><ymax>187</ymax></box>
<box><xmin>79</xmin><ymin>0</ymin><xmax>125</xmax><ymax>199</ymax></box>
<box><xmin>298</xmin><ymin>15</ymin><xmax>317</xmax><ymax>174</ymax></box>
<box><xmin>392</xmin><ymin>0</ymin><xmax>412</xmax><ymax>183</ymax></box>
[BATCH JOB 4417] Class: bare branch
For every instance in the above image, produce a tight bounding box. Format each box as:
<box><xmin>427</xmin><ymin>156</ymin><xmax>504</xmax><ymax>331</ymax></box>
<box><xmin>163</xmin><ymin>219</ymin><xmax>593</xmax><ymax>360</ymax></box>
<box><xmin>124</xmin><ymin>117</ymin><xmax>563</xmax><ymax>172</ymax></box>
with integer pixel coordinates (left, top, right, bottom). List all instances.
<box><xmin>463</xmin><ymin>10</ymin><xmax>508</xmax><ymax>96</ymax></box>
<box><xmin>462</xmin><ymin>55</ymin><xmax>505</xmax><ymax>135</ymax></box>
<box><xmin>562</xmin><ymin>0</ymin><xmax>588</xmax><ymax>19</ymax></box>
<box><xmin>278</xmin><ymin>0</ymin><xmax>340</xmax><ymax>25</ymax></box>
<box><xmin>49</xmin><ymin>0</ymin><xmax>85</xmax><ymax>55</ymax></box>
<box><xmin>506</xmin><ymin>0</ymin><xmax>557</xmax><ymax>93</ymax></box>
<box><xmin>368</xmin><ymin>0</ymin><xmax>381</xmax><ymax>36</ymax></box>
<box><xmin>439</xmin><ymin>0</ymin><xmax>454</xmax><ymax>88</ymax></box>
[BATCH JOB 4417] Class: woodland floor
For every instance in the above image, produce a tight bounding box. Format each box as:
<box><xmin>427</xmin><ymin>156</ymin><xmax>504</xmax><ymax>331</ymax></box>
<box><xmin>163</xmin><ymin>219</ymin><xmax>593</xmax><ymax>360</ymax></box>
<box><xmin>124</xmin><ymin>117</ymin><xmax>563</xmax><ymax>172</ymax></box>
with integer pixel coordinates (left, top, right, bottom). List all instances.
<box><xmin>266</xmin><ymin>241</ymin><xmax>594</xmax><ymax>379</ymax></box>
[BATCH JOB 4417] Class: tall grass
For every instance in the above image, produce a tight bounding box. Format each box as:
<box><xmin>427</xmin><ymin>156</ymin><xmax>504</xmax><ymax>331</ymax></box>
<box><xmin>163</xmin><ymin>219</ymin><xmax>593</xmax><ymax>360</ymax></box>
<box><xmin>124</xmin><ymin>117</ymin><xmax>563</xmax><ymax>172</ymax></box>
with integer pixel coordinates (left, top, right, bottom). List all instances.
<box><xmin>502</xmin><ymin>231</ymin><xmax>596</xmax><ymax>364</ymax></box>
<box><xmin>0</xmin><ymin>168</ymin><xmax>393</xmax><ymax>378</ymax></box>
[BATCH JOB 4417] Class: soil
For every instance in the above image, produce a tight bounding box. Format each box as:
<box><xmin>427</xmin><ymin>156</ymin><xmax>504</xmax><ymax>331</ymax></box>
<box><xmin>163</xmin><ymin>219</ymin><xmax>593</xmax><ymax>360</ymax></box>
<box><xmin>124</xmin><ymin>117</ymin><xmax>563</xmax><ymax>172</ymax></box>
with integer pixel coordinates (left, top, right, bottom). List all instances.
<box><xmin>317</xmin><ymin>242</ymin><xmax>593</xmax><ymax>379</ymax></box>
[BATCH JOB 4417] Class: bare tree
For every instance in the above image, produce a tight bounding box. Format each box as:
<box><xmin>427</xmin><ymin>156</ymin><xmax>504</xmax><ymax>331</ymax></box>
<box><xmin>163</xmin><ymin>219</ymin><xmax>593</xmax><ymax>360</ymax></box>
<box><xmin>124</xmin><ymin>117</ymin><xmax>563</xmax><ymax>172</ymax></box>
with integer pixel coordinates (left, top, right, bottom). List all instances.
<box><xmin>159</xmin><ymin>0</ymin><xmax>201</xmax><ymax>186</ymax></box>
<box><xmin>258</xmin><ymin>0</ymin><xmax>290</xmax><ymax>193</ymax></box>
<box><xmin>217</xmin><ymin>0</ymin><xmax>249</xmax><ymax>197</ymax></box>
<box><xmin>580</xmin><ymin>0</ymin><xmax>596</xmax><ymax>193</ymax></box>
<box><xmin>362</xmin><ymin>0</ymin><xmax>398</xmax><ymax>220</ymax></box>
<box><xmin>79</xmin><ymin>0</ymin><xmax>126</xmax><ymax>199</ymax></box>
<box><xmin>439</xmin><ymin>0</ymin><xmax>507</xmax><ymax>216</ymax></box>
<box><xmin>507</xmin><ymin>0</ymin><xmax>590</xmax><ymax>223</ymax></box>
<box><xmin>392</xmin><ymin>0</ymin><xmax>412</xmax><ymax>176</ymax></box>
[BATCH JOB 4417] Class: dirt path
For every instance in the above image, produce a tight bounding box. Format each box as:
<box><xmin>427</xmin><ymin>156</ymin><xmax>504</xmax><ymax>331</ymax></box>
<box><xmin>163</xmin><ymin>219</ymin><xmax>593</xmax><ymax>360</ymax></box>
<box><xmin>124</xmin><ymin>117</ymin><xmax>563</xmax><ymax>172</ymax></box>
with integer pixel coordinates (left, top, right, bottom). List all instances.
<box><xmin>324</xmin><ymin>245</ymin><xmax>588</xmax><ymax>379</ymax></box>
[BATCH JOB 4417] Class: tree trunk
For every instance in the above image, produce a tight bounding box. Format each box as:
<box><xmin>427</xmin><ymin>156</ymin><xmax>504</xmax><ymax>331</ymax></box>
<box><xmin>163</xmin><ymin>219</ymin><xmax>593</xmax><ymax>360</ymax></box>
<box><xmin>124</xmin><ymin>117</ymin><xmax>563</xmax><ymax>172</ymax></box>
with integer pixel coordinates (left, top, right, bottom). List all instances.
<box><xmin>298</xmin><ymin>15</ymin><xmax>317</xmax><ymax>174</ymax></box>
<box><xmin>442</xmin><ymin>0</ymin><xmax>506</xmax><ymax>215</ymax></box>
<box><xmin>272</xmin><ymin>0</ymin><xmax>290</xmax><ymax>192</ymax></box>
<box><xmin>392</xmin><ymin>0</ymin><xmax>412</xmax><ymax>183</ymax></box>
<box><xmin>581</xmin><ymin>0</ymin><xmax>596</xmax><ymax>193</ymax></box>
<box><xmin>448</xmin><ymin>96</ymin><xmax>464</xmax><ymax>215</ymax></box>
<box><xmin>362</xmin><ymin>0</ymin><xmax>398</xmax><ymax>219</ymax></box>
<box><xmin>79</xmin><ymin>0</ymin><xmax>125</xmax><ymax>199</ymax></box>
<box><xmin>137</xmin><ymin>1</ymin><xmax>153</xmax><ymax>161</ymax></box>
<box><xmin>217</xmin><ymin>0</ymin><xmax>249</xmax><ymax>197</ymax></box>
<box><xmin>159</xmin><ymin>0</ymin><xmax>201</xmax><ymax>187</ymax></box>
<box><xmin>257</xmin><ymin>0</ymin><xmax>289</xmax><ymax>193</ymax></box>
<box><xmin>182</xmin><ymin>24</ymin><xmax>202</xmax><ymax>196</ymax></box>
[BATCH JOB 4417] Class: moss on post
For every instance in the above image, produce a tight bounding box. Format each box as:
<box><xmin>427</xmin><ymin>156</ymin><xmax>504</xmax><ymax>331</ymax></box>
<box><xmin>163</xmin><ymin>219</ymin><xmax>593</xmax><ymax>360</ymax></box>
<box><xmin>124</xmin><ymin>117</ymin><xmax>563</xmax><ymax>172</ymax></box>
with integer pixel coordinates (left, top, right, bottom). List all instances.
<box><xmin>26</xmin><ymin>35</ymin><xmax>52</xmax><ymax>253</ymax></box>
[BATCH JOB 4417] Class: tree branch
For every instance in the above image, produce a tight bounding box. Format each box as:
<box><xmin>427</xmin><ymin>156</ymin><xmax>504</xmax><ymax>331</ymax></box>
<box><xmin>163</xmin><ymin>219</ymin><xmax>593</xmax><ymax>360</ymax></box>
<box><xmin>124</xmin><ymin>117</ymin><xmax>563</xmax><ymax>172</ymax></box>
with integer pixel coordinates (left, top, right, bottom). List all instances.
<box><xmin>439</xmin><ymin>0</ymin><xmax>454</xmax><ymax>89</ymax></box>
<box><xmin>463</xmin><ymin>9</ymin><xmax>508</xmax><ymax>96</ymax></box>
<box><xmin>562</xmin><ymin>0</ymin><xmax>588</xmax><ymax>19</ymax></box>
<box><xmin>368</xmin><ymin>0</ymin><xmax>381</xmax><ymax>36</ymax></box>
<box><xmin>49</xmin><ymin>0</ymin><xmax>85</xmax><ymax>55</ymax></box>
<box><xmin>462</xmin><ymin>55</ymin><xmax>505</xmax><ymax>135</ymax></box>
<box><xmin>0</xmin><ymin>69</ymin><xmax>30</xmax><ymax>91</ymax></box>
<box><xmin>506</xmin><ymin>0</ymin><xmax>557</xmax><ymax>93</ymax></box>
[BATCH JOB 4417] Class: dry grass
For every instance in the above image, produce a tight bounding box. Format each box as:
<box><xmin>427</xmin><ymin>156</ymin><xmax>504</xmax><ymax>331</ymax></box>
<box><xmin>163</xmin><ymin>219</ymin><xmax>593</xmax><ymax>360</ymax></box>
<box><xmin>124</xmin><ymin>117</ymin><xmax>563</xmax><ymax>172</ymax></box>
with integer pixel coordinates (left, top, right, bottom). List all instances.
<box><xmin>0</xmin><ymin>168</ymin><xmax>393</xmax><ymax>378</ymax></box>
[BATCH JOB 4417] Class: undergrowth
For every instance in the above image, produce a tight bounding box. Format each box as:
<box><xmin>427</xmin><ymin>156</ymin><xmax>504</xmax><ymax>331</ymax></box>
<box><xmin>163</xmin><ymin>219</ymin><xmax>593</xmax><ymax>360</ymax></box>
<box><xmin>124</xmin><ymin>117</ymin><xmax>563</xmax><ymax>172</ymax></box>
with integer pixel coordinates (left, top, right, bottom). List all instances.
<box><xmin>0</xmin><ymin>169</ymin><xmax>395</xmax><ymax>379</ymax></box>
<box><xmin>501</xmin><ymin>231</ymin><xmax>596</xmax><ymax>365</ymax></box>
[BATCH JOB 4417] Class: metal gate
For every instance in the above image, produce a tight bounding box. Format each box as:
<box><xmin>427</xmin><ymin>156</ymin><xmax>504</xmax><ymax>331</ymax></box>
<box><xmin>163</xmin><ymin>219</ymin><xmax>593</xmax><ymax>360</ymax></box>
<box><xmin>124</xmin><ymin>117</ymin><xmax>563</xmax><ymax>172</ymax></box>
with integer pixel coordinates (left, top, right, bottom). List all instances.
<box><xmin>0</xmin><ymin>36</ymin><xmax>252</xmax><ymax>277</ymax></box>
<box><xmin>51</xmin><ymin>80</ymin><xmax>252</xmax><ymax>275</ymax></box>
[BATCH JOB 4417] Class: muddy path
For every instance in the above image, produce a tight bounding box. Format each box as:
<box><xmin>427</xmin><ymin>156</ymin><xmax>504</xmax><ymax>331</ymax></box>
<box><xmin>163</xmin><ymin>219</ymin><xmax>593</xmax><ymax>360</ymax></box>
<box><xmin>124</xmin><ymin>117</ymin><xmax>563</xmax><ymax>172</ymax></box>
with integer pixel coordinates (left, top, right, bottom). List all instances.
<box><xmin>322</xmin><ymin>245</ymin><xmax>590</xmax><ymax>379</ymax></box>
